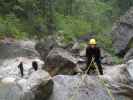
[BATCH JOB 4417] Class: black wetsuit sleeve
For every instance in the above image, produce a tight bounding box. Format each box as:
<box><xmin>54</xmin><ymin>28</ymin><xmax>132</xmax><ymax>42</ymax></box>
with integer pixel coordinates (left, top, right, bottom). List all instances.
<box><xmin>97</xmin><ymin>48</ymin><xmax>101</xmax><ymax>59</ymax></box>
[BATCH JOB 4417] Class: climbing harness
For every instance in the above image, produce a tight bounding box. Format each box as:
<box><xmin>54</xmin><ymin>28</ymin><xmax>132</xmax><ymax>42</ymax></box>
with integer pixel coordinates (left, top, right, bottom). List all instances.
<box><xmin>69</xmin><ymin>57</ymin><xmax>115</xmax><ymax>100</ymax></box>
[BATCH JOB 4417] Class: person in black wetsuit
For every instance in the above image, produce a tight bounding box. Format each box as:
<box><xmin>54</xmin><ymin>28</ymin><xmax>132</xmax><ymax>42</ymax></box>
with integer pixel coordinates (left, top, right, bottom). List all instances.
<box><xmin>86</xmin><ymin>38</ymin><xmax>103</xmax><ymax>75</ymax></box>
<box><xmin>32</xmin><ymin>61</ymin><xmax>38</xmax><ymax>71</ymax></box>
<box><xmin>18</xmin><ymin>62</ymin><xmax>24</xmax><ymax>77</ymax></box>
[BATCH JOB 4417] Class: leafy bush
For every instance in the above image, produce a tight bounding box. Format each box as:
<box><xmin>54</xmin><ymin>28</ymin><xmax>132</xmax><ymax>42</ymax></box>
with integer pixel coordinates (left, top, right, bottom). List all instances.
<box><xmin>112</xmin><ymin>56</ymin><xmax>123</xmax><ymax>64</ymax></box>
<box><xmin>0</xmin><ymin>14</ymin><xmax>28</xmax><ymax>39</ymax></box>
<box><xmin>56</xmin><ymin>14</ymin><xmax>91</xmax><ymax>42</ymax></box>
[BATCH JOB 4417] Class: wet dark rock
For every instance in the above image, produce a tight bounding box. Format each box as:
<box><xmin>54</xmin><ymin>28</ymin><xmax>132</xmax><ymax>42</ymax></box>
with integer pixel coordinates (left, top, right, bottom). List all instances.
<box><xmin>35</xmin><ymin>36</ymin><xmax>58</xmax><ymax>61</ymax></box>
<box><xmin>44</xmin><ymin>48</ymin><xmax>78</xmax><ymax>76</ymax></box>
<box><xmin>33</xmin><ymin>79</ymin><xmax>53</xmax><ymax>100</ymax></box>
<box><xmin>28</xmin><ymin>70</ymin><xmax>53</xmax><ymax>100</ymax></box>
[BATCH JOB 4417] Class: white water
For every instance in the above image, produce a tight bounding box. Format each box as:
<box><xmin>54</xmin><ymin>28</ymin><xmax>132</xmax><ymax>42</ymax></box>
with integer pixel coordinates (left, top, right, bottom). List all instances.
<box><xmin>0</xmin><ymin>57</ymin><xmax>44</xmax><ymax>100</ymax></box>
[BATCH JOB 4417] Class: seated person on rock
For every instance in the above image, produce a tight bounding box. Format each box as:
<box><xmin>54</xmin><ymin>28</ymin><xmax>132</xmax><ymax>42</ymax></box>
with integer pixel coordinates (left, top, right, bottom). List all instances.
<box><xmin>86</xmin><ymin>38</ymin><xmax>103</xmax><ymax>75</ymax></box>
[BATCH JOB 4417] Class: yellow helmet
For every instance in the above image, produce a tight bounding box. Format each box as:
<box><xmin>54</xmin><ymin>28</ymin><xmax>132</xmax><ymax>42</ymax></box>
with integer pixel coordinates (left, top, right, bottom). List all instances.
<box><xmin>89</xmin><ymin>38</ymin><xmax>96</xmax><ymax>45</ymax></box>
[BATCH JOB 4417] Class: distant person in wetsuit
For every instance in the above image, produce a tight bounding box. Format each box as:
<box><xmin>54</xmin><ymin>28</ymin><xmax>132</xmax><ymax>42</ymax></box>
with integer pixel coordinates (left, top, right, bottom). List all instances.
<box><xmin>86</xmin><ymin>38</ymin><xmax>103</xmax><ymax>75</ymax></box>
<box><xmin>32</xmin><ymin>61</ymin><xmax>38</xmax><ymax>71</ymax></box>
<box><xmin>18</xmin><ymin>62</ymin><xmax>24</xmax><ymax>77</ymax></box>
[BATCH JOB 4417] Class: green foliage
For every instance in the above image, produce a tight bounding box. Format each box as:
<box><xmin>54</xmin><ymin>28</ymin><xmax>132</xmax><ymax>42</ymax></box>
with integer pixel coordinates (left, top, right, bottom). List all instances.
<box><xmin>112</xmin><ymin>56</ymin><xmax>123</xmax><ymax>64</ymax></box>
<box><xmin>0</xmin><ymin>0</ymin><xmax>132</xmax><ymax>39</ymax></box>
<box><xmin>0</xmin><ymin>0</ymin><xmax>132</xmax><ymax>58</ymax></box>
<box><xmin>96</xmin><ymin>33</ymin><xmax>114</xmax><ymax>53</ymax></box>
<box><xmin>56</xmin><ymin>14</ymin><xmax>91</xmax><ymax>42</ymax></box>
<box><xmin>0</xmin><ymin>14</ymin><xmax>27</xmax><ymax>39</ymax></box>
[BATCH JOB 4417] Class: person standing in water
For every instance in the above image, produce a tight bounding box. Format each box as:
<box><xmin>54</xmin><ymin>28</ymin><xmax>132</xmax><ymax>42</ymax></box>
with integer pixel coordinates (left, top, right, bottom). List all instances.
<box><xmin>32</xmin><ymin>61</ymin><xmax>38</xmax><ymax>71</ymax></box>
<box><xmin>18</xmin><ymin>62</ymin><xmax>24</xmax><ymax>77</ymax></box>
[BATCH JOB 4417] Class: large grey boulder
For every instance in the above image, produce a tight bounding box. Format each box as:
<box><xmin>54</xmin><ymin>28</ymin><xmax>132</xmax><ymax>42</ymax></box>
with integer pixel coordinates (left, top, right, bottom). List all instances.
<box><xmin>111</xmin><ymin>7</ymin><xmax>133</xmax><ymax>56</ymax></box>
<box><xmin>49</xmin><ymin>75</ymin><xmax>112</xmax><ymax>100</ymax></box>
<box><xmin>49</xmin><ymin>75</ymin><xmax>131</xmax><ymax>100</ymax></box>
<box><xmin>100</xmin><ymin>62</ymin><xmax>133</xmax><ymax>99</ymax></box>
<box><xmin>20</xmin><ymin>70</ymin><xmax>53</xmax><ymax>100</ymax></box>
<box><xmin>49</xmin><ymin>60</ymin><xmax>133</xmax><ymax>100</ymax></box>
<box><xmin>44</xmin><ymin>48</ymin><xmax>78</xmax><ymax>76</ymax></box>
